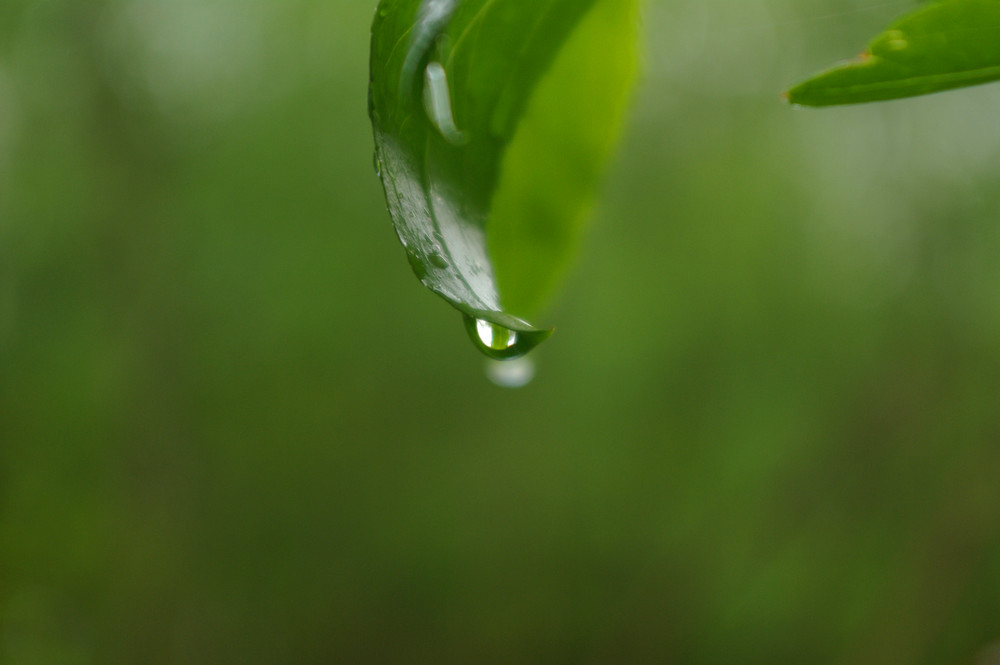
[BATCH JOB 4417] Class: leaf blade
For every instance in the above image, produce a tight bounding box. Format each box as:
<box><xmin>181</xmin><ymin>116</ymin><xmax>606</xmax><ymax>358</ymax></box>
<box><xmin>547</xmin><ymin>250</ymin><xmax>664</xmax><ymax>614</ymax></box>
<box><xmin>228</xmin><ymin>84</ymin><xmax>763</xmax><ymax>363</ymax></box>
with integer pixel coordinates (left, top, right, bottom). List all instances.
<box><xmin>489</xmin><ymin>0</ymin><xmax>639</xmax><ymax>318</ymax></box>
<box><xmin>369</xmin><ymin>0</ymin><xmax>638</xmax><ymax>355</ymax></box>
<box><xmin>787</xmin><ymin>0</ymin><xmax>1000</xmax><ymax>107</ymax></box>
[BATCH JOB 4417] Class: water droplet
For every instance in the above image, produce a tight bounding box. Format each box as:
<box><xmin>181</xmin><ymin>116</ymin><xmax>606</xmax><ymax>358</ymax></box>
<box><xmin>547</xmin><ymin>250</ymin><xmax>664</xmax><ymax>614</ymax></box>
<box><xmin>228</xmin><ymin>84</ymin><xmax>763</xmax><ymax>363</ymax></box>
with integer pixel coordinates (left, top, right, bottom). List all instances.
<box><xmin>407</xmin><ymin>254</ymin><xmax>428</xmax><ymax>280</ymax></box>
<box><xmin>378</xmin><ymin>6</ymin><xmax>389</xmax><ymax>17</ymax></box>
<box><xmin>372</xmin><ymin>152</ymin><xmax>382</xmax><ymax>177</ymax></box>
<box><xmin>423</xmin><ymin>61</ymin><xmax>466</xmax><ymax>145</ymax></box>
<box><xmin>476</xmin><ymin>318</ymin><xmax>517</xmax><ymax>350</ymax></box>
<box><xmin>461</xmin><ymin>314</ymin><xmax>553</xmax><ymax>361</ymax></box>
<box><xmin>485</xmin><ymin>357</ymin><xmax>535</xmax><ymax>389</ymax></box>
<box><xmin>429</xmin><ymin>253</ymin><xmax>449</xmax><ymax>269</ymax></box>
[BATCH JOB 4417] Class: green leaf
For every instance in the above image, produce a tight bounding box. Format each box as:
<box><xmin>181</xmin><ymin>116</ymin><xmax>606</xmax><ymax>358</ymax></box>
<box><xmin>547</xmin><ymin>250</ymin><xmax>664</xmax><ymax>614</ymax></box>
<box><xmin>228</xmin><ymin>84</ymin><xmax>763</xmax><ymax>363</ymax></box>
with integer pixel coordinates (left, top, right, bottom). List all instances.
<box><xmin>787</xmin><ymin>0</ymin><xmax>1000</xmax><ymax>107</ymax></box>
<box><xmin>369</xmin><ymin>0</ymin><xmax>639</xmax><ymax>358</ymax></box>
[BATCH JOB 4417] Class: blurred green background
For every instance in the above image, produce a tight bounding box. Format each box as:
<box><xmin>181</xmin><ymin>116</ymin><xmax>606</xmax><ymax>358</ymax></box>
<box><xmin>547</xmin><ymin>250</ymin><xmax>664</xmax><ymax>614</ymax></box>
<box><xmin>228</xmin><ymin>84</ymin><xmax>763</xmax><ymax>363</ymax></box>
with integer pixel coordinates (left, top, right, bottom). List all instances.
<box><xmin>3</xmin><ymin>0</ymin><xmax>1000</xmax><ymax>663</ymax></box>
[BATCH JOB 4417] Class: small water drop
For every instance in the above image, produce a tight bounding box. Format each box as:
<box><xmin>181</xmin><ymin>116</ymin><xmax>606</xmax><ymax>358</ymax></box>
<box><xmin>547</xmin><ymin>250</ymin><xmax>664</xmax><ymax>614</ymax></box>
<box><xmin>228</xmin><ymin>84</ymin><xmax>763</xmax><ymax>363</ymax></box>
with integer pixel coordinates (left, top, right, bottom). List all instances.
<box><xmin>373</xmin><ymin>152</ymin><xmax>382</xmax><ymax>177</ymax></box>
<box><xmin>485</xmin><ymin>357</ymin><xmax>535</xmax><ymax>389</ymax></box>
<box><xmin>407</xmin><ymin>254</ymin><xmax>428</xmax><ymax>280</ymax></box>
<box><xmin>429</xmin><ymin>253</ymin><xmax>449</xmax><ymax>269</ymax></box>
<box><xmin>378</xmin><ymin>6</ymin><xmax>389</xmax><ymax>17</ymax></box>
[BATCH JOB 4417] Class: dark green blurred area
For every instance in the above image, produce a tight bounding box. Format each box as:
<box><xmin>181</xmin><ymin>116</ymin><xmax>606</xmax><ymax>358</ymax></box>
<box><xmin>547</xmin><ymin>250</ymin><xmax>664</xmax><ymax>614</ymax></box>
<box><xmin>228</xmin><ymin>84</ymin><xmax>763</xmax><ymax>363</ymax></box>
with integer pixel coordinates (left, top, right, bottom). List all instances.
<box><xmin>2</xmin><ymin>0</ymin><xmax>1000</xmax><ymax>663</ymax></box>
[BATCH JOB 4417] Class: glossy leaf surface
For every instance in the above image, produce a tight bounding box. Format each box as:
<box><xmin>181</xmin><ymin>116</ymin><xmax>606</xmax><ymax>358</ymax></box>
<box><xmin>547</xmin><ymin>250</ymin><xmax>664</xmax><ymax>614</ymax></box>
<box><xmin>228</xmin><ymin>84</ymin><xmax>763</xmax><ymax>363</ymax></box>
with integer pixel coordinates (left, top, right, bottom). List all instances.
<box><xmin>369</xmin><ymin>0</ymin><xmax>638</xmax><ymax>357</ymax></box>
<box><xmin>787</xmin><ymin>0</ymin><xmax>1000</xmax><ymax>107</ymax></box>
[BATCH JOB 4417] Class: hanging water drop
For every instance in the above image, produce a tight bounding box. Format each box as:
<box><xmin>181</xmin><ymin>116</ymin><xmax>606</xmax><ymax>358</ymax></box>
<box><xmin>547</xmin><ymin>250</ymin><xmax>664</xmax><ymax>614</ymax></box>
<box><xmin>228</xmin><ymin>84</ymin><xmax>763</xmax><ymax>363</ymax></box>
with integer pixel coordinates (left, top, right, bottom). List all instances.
<box><xmin>461</xmin><ymin>314</ymin><xmax>553</xmax><ymax>361</ymax></box>
<box><xmin>373</xmin><ymin>152</ymin><xmax>382</xmax><ymax>177</ymax></box>
<box><xmin>476</xmin><ymin>318</ymin><xmax>517</xmax><ymax>350</ymax></box>
<box><xmin>485</xmin><ymin>357</ymin><xmax>536</xmax><ymax>389</ymax></box>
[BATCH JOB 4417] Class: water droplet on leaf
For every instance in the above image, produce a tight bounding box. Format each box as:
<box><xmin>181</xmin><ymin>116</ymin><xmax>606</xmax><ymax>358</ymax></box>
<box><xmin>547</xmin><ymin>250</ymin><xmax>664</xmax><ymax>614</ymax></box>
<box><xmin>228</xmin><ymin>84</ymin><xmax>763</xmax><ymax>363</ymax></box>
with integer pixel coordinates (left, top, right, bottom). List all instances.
<box><xmin>461</xmin><ymin>314</ymin><xmax>553</xmax><ymax>361</ymax></box>
<box><xmin>407</xmin><ymin>254</ymin><xmax>428</xmax><ymax>280</ymax></box>
<box><xmin>474</xmin><ymin>317</ymin><xmax>517</xmax><ymax>350</ymax></box>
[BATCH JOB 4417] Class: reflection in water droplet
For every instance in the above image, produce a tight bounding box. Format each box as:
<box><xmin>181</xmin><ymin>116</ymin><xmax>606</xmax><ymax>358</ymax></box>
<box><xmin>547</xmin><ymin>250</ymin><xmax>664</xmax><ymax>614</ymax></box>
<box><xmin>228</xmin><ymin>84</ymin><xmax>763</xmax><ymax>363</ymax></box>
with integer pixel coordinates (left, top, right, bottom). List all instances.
<box><xmin>423</xmin><ymin>61</ymin><xmax>466</xmax><ymax>145</ymax></box>
<box><xmin>475</xmin><ymin>318</ymin><xmax>517</xmax><ymax>350</ymax></box>
<box><xmin>485</xmin><ymin>357</ymin><xmax>535</xmax><ymax>389</ymax></box>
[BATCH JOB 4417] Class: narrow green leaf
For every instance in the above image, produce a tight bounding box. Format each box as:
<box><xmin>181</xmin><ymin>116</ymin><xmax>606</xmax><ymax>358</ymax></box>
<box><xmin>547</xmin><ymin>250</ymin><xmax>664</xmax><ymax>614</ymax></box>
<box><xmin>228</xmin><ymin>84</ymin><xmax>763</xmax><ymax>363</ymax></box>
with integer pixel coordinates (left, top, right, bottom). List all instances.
<box><xmin>787</xmin><ymin>0</ymin><xmax>1000</xmax><ymax>107</ymax></box>
<box><xmin>369</xmin><ymin>0</ymin><xmax>639</xmax><ymax>358</ymax></box>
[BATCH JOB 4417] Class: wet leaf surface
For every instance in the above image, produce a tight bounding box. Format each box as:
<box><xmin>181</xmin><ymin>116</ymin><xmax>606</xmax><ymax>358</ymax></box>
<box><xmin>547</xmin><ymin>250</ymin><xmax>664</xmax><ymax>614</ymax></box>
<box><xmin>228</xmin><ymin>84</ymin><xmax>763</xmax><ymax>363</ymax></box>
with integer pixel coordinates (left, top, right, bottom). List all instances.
<box><xmin>369</xmin><ymin>0</ymin><xmax>638</xmax><ymax>357</ymax></box>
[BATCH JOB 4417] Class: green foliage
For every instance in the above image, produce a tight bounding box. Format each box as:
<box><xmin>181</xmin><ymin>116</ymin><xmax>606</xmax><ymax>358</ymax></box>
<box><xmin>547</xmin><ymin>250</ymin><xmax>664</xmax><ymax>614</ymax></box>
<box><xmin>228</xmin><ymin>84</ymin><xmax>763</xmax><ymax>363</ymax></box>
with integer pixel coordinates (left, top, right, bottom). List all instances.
<box><xmin>5</xmin><ymin>1</ymin><xmax>1000</xmax><ymax>664</ymax></box>
<box><xmin>788</xmin><ymin>0</ymin><xmax>1000</xmax><ymax>106</ymax></box>
<box><xmin>369</xmin><ymin>0</ymin><xmax>638</xmax><ymax>358</ymax></box>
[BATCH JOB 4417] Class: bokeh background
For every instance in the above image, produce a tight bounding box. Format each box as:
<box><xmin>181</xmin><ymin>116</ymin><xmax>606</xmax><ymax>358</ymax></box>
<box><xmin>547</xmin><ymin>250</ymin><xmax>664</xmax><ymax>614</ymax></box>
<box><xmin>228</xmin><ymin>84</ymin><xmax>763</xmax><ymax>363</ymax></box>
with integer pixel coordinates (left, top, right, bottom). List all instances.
<box><xmin>3</xmin><ymin>0</ymin><xmax>1000</xmax><ymax>663</ymax></box>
